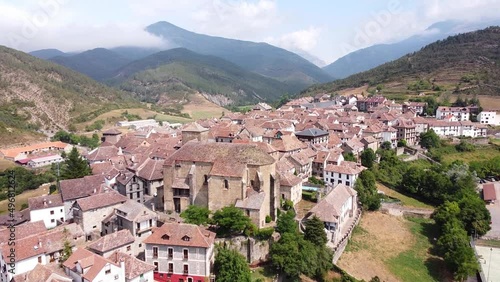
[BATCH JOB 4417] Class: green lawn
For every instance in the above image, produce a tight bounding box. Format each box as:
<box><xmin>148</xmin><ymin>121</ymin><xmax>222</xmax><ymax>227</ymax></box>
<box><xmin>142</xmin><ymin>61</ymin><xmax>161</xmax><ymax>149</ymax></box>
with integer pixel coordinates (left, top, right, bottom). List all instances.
<box><xmin>377</xmin><ymin>183</ymin><xmax>434</xmax><ymax>210</ymax></box>
<box><xmin>441</xmin><ymin>145</ymin><xmax>500</xmax><ymax>164</ymax></box>
<box><xmin>387</xmin><ymin>218</ymin><xmax>446</xmax><ymax>282</ymax></box>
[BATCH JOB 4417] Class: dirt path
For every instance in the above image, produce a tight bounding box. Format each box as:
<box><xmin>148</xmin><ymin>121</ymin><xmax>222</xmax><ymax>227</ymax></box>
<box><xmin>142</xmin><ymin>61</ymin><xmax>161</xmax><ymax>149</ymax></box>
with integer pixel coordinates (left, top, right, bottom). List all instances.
<box><xmin>338</xmin><ymin>212</ymin><xmax>415</xmax><ymax>282</ymax></box>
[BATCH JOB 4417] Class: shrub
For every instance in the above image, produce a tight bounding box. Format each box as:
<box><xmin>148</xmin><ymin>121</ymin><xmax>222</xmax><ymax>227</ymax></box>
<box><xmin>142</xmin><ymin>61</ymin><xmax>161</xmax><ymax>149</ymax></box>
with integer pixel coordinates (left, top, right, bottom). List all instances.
<box><xmin>254</xmin><ymin>227</ymin><xmax>274</xmax><ymax>241</ymax></box>
<box><xmin>265</xmin><ymin>215</ymin><xmax>272</xmax><ymax>223</ymax></box>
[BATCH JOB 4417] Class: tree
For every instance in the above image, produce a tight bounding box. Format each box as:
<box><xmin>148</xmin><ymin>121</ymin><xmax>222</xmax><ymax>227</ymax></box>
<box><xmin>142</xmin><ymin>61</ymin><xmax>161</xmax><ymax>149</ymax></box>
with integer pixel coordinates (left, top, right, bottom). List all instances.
<box><xmin>419</xmin><ymin>129</ymin><xmax>441</xmax><ymax>149</ymax></box>
<box><xmin>397</xmin><ymin>139</ymin><xmax>407</xmax><ymax>147</ymax></box>
<box><xmin>61</xmin><ymin>147</ymin><xmax>91</xmax><ymax>180</ymax></box>
<box><xmin>455</xmin><ymin>140</ymin><xmax>475</xmax><ymax>152</ymax></box>
<box><xmin>212</xmin><ymin>206</ymin><xmax>253</xmax><ymax>237</ymax></box>
<box><xmin>360</xmin><ymin>148</ymin><xmax>376</xmax><ymax>168</ymax></box>
<box><xmin>60</xmin><ymin>228</ymin><xmax>73</xmax><ymax>264</ymax></box>
<box><xmin>343</xmin><ymin>152</ymin><xmax>356</xmax><ymax>162</ymax></box>
<box><xmin>304</xmin><ymin>216</ymin><xmax>327</xmax><ymax>246</ymax></box>
<box><xmin>276</xmin><ymin>210</ymin><xmax>298</xmax><ymax>234</ymax></box>
<box><xmin>457</xmin><ymin>192</ymin><xmax>491</xmax><ymax>236</ymax></box>
<box><xmin>380</xmin><ymin>141</ymin><xmax>392</xmax><ymax>150</ymax></box>
<box><xmin>354</xmin><ymin>170</ymin><xmax>380</xmax><ymax>211</ymax></box>
<box><xmin>270</xmin><ymin>233</ymin><xmax>303</xmax><ymax>280</ymax></box>
<box><xmin>180</xmin><ymin>205</ymin><xmax>211</xmax><ymax>225</ymax></box>
<box><xmin>214</xmin><ymin>245</ymin><xmax>251</xmax><ymax>282</ymax></box>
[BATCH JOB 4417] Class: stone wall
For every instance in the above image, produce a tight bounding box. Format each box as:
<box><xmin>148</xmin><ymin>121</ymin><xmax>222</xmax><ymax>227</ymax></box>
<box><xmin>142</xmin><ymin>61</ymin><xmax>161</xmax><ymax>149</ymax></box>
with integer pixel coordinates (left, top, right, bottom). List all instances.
<box><xmin>215</xmin><ymin>236</ymin><xmax>271</xmax><ymax>264</ymax></box>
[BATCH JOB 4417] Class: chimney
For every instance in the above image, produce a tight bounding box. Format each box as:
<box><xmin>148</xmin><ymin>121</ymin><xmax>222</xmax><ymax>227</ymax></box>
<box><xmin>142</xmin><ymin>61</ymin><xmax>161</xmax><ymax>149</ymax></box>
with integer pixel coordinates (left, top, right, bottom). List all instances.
<box><xmin>38</xmin><ymin>240</ymin><xmax>42</xmax><ymax>247</ymax></box>
<box><xmin>93</xmin><ymin>187</ymin><xmax>97</xmax><ymax>194</ymax></box>
<box><xmin>43</xmin><ymin>198</ymin><xmax>47</xmax><ymax>206</ymax></box>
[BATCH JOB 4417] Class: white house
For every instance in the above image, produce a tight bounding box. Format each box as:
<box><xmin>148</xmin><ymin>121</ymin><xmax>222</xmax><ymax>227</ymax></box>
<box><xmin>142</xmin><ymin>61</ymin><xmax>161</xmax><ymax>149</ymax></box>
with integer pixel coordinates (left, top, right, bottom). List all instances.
<box><xmin>0</xmin><ymin>223</ymin><xmax>85</xmax><ymax>282</ymax></box>
<box><xmin>436</xmin><ymin>106</ymin><xmax>471</xmax><ymax>121</ymax></box>
<box><xmin>144</xmin><ymin>223</ymin><xmax>216</xmax><ymax>282</ymax></box>
<box><xmin>107</xmin><ymin>251</ymin><xmax>156</xmax><ymax>282</ymax></box>
<box><xmin>323</xmin><ymin>161</ymin><xmax>366</xmax><ymax>188</ymax></box>
<box><xmin>307</xmin><ymin>184</ymin><xmax>358</xmax><ymax>244</ymax></box>
<box><xmin>478</xmin><ymin>110</ymin><xmax>499</xmax><ymax>125</ymax></box>
<box><xmin>27</xmin><ymin>155</ymin><xmax>63</xmax><ymax>168</ymax></box>
<box><xmin>63</xmin><ymin>248</ymin><xmax>126</xmax><ymax>282</ymax></box>
<box><xmin>28</xmin><ymin>194</ymin><xmax>65</xmax><ymax>229</ymax></box>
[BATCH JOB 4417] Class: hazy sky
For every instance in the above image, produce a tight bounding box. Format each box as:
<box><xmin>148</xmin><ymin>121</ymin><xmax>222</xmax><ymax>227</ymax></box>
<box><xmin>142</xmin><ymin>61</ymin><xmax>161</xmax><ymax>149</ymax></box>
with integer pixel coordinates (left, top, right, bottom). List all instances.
<box><xmin>1</xmin><ymin>0</ymin><xmax>499</xmax><ymax>64</ymax></box>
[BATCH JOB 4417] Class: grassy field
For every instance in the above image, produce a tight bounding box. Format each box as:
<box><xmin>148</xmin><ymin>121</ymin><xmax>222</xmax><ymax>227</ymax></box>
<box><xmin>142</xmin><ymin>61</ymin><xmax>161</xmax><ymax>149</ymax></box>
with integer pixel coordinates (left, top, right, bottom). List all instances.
<box><xmin>339</xmin><ymin>212</ymin><xmax>449</xmax><ymax>282</ymax></box>
<box><xmin>0</xmin><ymin>159</ymin><xmax>15</xmax><ymax>172</ymax></box>
<box><xmin>0</xmin><ymin>183</ymin><xmax>50</xmax><ymax>214</ymax></box>
<box><xmin>181</xmin><ymin>93</ymin><xmax>226</xmax><ymax>120</ymax></box>
<box><xmin>387</xmin><ymin>217</ymin><xmax>446</xmax><ymax>282</ymax></box>
<box><xmin>249</xmin><ymin>266</ymin><xmax>276</xmax><ymax>282</ymax></box>
<box><xmin>440</xmin><ymin>145</ymin><xmax>500</xmax><ymax>164</ymax></box>
<box><xmin>377</xmin><ymin>183</ymin><xmax>434</xmax><ymax>209</ymax></box>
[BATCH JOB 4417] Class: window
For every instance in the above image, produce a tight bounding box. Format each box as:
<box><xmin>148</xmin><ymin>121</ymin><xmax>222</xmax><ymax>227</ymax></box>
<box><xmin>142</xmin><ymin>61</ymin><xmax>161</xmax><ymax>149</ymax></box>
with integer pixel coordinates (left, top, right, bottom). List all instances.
<box><xmin>346</xmin><ymin>174</ymin><xmax>350</xmax><ymax>180</ymax></box>
<box><xmin>183</xmin><ymin>264</ymin><xmax>189</xmax><ymax>274</ymax></box>
<box><xmin>105</xmin><ymin>269</ymin><xmax>111</xmax><ymax>275</ymax></box>
<box><xmin>137</xmin><ymin>191</ymin><xmax>140</xmax><ymax>198</ymax></box>
<box><xmin>137</xmin><ymin>223</ymin><xmax>140</xmax><ymax>231</ymax></box>
<box><xmin>60</xmin><ymin>209</ymin><xmax>63</xmax><ymax>212</ymax></box>
<box><xmin>168</xmin><ymin>263</ymin><xmax>173</xmax><ymax>273</ymax></box>
<box><xmin>204</xmin><ymin>175</ymin><xmax>208</xmax><ymax>184</ymax></box>
<box><xmin>51</xmin><ymin>219</ymin><xmax>55</xmax><ymax>223</ymax></box>
<box><xmin>149</xmin><ymin>219</ymin><xmax>153</xmax><ymax>227</ymax></box>
<box><xmin>38</xmin><ymin>256</ymin><xmax>42</xmax><ymax>263</ymax></box>
<box><xmin>183</xmin><ymin>249</ymin><xmax>189</xmax><ymax>260</ymax></box>
<box><xmin>188</xmin><ymin>278</ymin><xmax>193</xmax><ymax>282</ymax></box>
<box><xmin>154</xmin><ymin>262</ymin><xmax>158</xmax><ymax>271</ymax></box>
<box><xmin>126</xmin><ymin>246</ymin><xmax>131</xmax><ymax>251</ymax></box>
<box><xmin>152</xmin><ymin>247</ymin><xmax>158</xmax><ymax>259</ymax></box>
<box><xmin>168</xmin><ymin>248</ymin><xmax>173</xmax><ymax>259</ymax></box>
<box><xmin>346</xmin><ymin>181</ymin><xmax>350</xmax><ymax>186</ymax></box>
<box><xmin>50</xmin><ymin>210</ymin><xmax>54</xmax><ymax>215</ymax></box>
<box><xmin>224</xmin><ymin>179</ymin><xmax>229</xmax><ymax>189</ymax></box>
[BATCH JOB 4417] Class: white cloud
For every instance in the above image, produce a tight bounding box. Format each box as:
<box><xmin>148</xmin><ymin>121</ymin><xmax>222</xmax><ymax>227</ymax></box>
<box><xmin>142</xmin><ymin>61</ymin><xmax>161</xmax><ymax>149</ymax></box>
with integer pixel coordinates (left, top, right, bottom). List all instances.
<box><xmin>266</xmin><ymin>27</ymin><xmax>322</xmax><ymax>52</ymax></box>
<box><xmin>0</xmin><ymin>1</ymin><xmax>167</xmax><ymax>52</ymax></box>
<box><xmin>191</xmin><ymin>0</ymin><xmax>279</xmax><ymax>40</ymax></box>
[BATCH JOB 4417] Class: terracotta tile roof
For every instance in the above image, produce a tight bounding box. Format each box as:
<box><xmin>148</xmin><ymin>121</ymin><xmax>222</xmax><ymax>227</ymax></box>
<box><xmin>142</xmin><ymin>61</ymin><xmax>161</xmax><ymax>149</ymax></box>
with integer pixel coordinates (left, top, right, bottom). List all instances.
<box><xmin>313</xmin><ymin>150</ymin><xmax>330</xmax><ymax>164</ymax></box>
<box><xmin>287</xmin><ymin>151</ymin><xmax>311</xmax><ymax>166</ymax></box>
<box><xmin>164</xmin><ymin>142</ymin><xmax>275</xmax><ymax>177</ymax></box>
<box><xmin>86</xmin><ymin>145</ymin><xmax>120</xmax><ymax>162</ymax></box>
<box><xmin>12</xmin><ymin>263</ymin><xmax>72</xmax><ymax>282</ymax></box>
<box><xmin>63</xmin><ymin>248</ymin><xmax>120</xmax><ymax>281</ymax></box>
<box><xmin>0</xmin><ymin>221</ymin><xmax>46</xmax><ymax>242</ymax></box>
<box><xmin>115</xmin><ymin>170</ymin><xmax>136</xmax><ymax>185</ymax></box>
<box><xmin>0</xmin><ymin>223</ymin><xmax>84</xmax><ymax>262</ymax></box>
<box><xmin>483</xmin><ymin>183</ymin><xmax>498</xmax><ymax>201</ymax></box>
<box><xmin>309</xmin><ymin>184</ymin><xmax>357</xmax><ymax>222</ymax></box>
<box><xmin>60</xmin><ymin>174</ymin><xmax>106</xmax><ymax>202</ymax></box>
<box><xmin>325</xmin><ymin>161</ymin><xmax>366</xmax><ymax>175</ymax></box>
<box><xmin>115</xmin><ymin>200</ymin><xmax>158</xmax><ymax>222</ymax></box>
<box><xmin>279</xmin><ymin>173</ymin><xmax>302</xmax><ymax>187</ymax></box>
<box><xmin>107</xmin><ymin>251</ymin><xmax>156</xmax><ymax>280</ymax></box>
<box><xmin>143</xmin><ymin>222</ymin><xmax>215</xmax><ymax>248</ymax></box>
<box><xmin>0</xmin><ymin>141</ymin><xmax>69</xmax><ymax>159</ymax></box>
<box><xmin>28</xmin><ymin>193</ymin><xmax>63</xmax><ymax>211</ymax></box>
<box><xmin>182</xmin><ymin>122</ymin><xmax>208</xmax><ymax>132</ymax></box>
<box><xmin>87</xmin><ymin>229</ymin><xmax>135</xmax><ymax>253</ymax></box>
<box><xmin>276</xmin><ymin>157</ymin><xmax>295</xmax><ymax>174</ymax></box>
<box><xmin>235</xmin><ymin>190</ymin><xmax>266</xmax><ymax>210</ymax></box>
<box><xmin>271</xmin><ymin>135</ymin><xmax>307</xmax><ymax>152</ymax></box>
<box><xmin>75</xmin><ymin>190</ymin><xmax>127</xmax><ymax>212</ymax></box>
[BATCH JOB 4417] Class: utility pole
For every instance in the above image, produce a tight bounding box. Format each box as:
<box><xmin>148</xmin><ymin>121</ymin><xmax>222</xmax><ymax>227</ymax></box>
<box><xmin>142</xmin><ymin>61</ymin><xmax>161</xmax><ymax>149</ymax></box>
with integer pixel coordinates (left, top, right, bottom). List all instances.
<box><xmin>487</xmin><ymin>247</ymin><xmax>492</xmax><ymax>282</ymax></box>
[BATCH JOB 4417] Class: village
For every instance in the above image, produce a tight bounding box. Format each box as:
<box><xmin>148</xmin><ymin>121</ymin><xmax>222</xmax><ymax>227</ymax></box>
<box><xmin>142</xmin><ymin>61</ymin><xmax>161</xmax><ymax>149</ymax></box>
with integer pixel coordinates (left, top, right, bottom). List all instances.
<box><xmin>0</xmin><ymin>93</ymin><xmax>499</xmax><ymax>282</ymax></box>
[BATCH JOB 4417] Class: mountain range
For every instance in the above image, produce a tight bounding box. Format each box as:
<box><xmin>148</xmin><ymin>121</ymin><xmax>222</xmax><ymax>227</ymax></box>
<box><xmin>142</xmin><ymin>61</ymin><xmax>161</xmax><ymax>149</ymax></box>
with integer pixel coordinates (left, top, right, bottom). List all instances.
<box><xmin>0</xmin><ymin>45</ymin><xmax>137</xmax><ymax>144</ymax></box>
<box><xmin>322</xmin><ymin>19</ymin><xmax>500</xmax><ymax>79</ymax></box>
<box><xmin>304</xmin><ymin>27</ymin><xmax>500</xmax><ymax>97</ymax></box>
